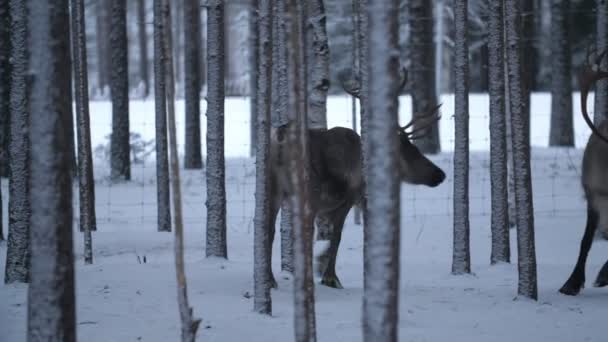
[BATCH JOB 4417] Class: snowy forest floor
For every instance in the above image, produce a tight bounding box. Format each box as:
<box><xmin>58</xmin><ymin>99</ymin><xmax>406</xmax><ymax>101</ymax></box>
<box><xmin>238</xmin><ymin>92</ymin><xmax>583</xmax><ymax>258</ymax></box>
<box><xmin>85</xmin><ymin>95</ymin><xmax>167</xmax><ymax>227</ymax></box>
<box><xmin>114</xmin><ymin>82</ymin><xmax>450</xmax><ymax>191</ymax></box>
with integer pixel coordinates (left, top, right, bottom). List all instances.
<box><xmin>1</xmin><ymin>95</ymin><xmax>608</xmax><ymax>341</ymax></box>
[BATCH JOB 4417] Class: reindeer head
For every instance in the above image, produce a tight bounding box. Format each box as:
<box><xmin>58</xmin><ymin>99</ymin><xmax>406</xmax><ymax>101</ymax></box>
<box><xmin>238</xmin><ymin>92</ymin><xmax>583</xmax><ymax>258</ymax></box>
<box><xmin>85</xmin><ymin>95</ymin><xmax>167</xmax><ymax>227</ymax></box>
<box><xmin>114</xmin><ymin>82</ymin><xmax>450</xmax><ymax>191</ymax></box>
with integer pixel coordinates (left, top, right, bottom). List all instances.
<box><xmin>580</xmin><ymin>46</ymin><xmax>608</xmax><ymax>144</ymax></box>
<box><xmin>339</xmin><ymin>68</ymin><xmax>446</xmax><ymax>188</ymax></box>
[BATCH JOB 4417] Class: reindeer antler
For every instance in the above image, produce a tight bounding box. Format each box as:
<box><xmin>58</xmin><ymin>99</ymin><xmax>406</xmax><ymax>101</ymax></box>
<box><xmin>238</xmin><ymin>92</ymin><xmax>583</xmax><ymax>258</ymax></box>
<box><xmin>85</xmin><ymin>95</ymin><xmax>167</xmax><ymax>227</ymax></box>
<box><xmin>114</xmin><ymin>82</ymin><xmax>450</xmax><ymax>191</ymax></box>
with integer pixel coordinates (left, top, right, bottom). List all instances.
<box><xmin>339</xmin><ymin>66</ymin><xmax>408</xmax><ymax>99</ymax></box>
<box><xmin>400</xmin><ymin>103</ymin><xmax>443</xmax><ymax>140</ymax></box>
<box><xmin>580</xmin><ymin>46</ymin><xmax>608</xmax><ymax>144</ymax></box>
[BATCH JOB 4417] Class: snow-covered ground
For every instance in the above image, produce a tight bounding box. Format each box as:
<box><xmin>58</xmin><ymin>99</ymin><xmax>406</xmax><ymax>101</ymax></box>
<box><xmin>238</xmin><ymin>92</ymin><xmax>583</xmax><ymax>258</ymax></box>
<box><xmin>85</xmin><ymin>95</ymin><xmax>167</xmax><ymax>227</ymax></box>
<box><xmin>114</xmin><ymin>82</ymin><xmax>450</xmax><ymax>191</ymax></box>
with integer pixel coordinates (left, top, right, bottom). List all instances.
<box><xmin>1</xmin><ymin>94</ymin><xmax>607</xmax><ymax>341</ymax></box>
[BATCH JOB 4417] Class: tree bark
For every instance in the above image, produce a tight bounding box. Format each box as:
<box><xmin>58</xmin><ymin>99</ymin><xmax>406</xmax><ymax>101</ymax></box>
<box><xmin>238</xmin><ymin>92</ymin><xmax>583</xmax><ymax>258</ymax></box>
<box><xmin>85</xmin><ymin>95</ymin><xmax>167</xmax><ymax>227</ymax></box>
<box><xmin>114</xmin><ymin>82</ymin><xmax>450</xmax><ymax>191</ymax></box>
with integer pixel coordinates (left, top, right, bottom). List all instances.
<box><xmin>26</xmin><ymin>1</ymin><xmax>76</xmax><ymax>339</ymax></box>
<box><xmin>452</xmin><ymin>0</ymin><xmax>471</xmax><ymax>275</ymax></box>
<box><xmin>0</xmin><ymin>0</ymin><xmax>8</xmax><ymax>178</ymax></box>
<box><xmin>488</xmin><ymin>0</ymin><xmax>510</xmax><ymax>264</ymax></box>
<box><xmin>408</xmin><ymin>0</ymin><xmax>441</xmax><ymax>154</ymax></box>
<box><xmin>4</xmin><ymin>0</ymin><xmax>30</xmax><ymax>284</ymax></box>
<box><xmin>184</xmin><ymin>0</ymin><xmax>203</xmax><ymax>170</ymax></box>
<box><xmin>154</xmin><ymin>0</ymin><xmax>171</xmax><ymax>232</ymax></box>
<box><xmin>249</xmin><ymin>0</ymin><xmax>259</xmax><ymax>157</ymax></box>
<box><xmin>205</xmin><ymin>0</ymin><xmax>228</xmax><ymax>259</ymax></box>
<box><xmin>549</xmin><ymin>0</ymin><xmax>574</xmax><ymax>146</ymax></box>
<box><xmin>253</xmin><ymin>0</ymin><xmax>273</xmax><ymax>315</ymax></box>
<box><xmin>306</xmin><ymin>0</ymin><xmax>329</xmax><ymax>129</ymax></box>
<box><xmin>362</xmin><ymin>0</ymin><xmax>401</xmax><ymax>340</ymax></box>
<box><xmin>172</xmin><ymin>0</ymin><xmax>183</xmax><ymax>85</ymax></box>
<box><xmin>595</xmin><ymin>0</ymin><xmax>608</xmax><ymax>125</ymax></box>
<box><xmin>71</xmin><ymin>0</ymin><xmax>96</xmax><ymax>264</ymax></box>
<box><xmin>110</xmin><ymin>0</ymin><xmax>131</xmax><ymax>181</ymax></box>
<box><xmin>505</xmin><ymin>0</ymin><xmax>538</xmax><ymax>300</ymax></box>
<box><xmin>351</xmin><ymin>0</ymin><xmax>362</xmax><ymax>226</ymax></box>
<box><xmin>287</xmin><ymin>0</ymin><xmax>317</xmax><ymax>340</ymax></box>
<box><xmin>137</xmin><ymin>0</ymin><xmax>150</xmax><ymax>98</ymax></box>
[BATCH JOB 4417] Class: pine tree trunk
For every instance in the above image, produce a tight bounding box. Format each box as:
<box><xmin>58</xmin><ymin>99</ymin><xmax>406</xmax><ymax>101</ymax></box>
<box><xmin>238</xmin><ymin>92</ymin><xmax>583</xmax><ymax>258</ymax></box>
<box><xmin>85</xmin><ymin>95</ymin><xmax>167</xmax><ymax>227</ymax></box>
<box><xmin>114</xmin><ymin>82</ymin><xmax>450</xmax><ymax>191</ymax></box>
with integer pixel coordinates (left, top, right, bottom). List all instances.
<box><xmin>452</xmin><ymin>0</ymin><xmax>471</xmax><ymax>276</ymax></box>
<box><xmin>306</xmin><ymin>0</ymin><xmax>329</xmax><ymax>130</ymax></box>
<box><xmin>205</xmin><ymin>0</ymin><xmax>228</xmax><ymax>259</ymax></box>
<box><xmin>488</xmin><ymin>0</ymin><xmax>510</xmax><ymax>264</ymax></box>
<box><xmin>110</xmin><ymin>0</ymin><xmax>131</xmax><ymax>181</ymax></box>
<box><xmin>0</xmin><ymin>0</ymin><xmax>8</xmax><ymax>179</ymax></box>
<box><xmin>287</xmin><ymin>0</ymin><xmax>317</xmax><ymax>339</ymax></box>
<box><xmin>71</xmin><ymin>0</ymin><xmax>96</xmax><ymax>264</ymax></box>
<box><xmin>253</xmin><ymin>0</ymin><xmax>273</xmax><ymax>315</ymax></box>
<box><xmin>249</xmin><ymin>0</ymin><xmax>259</xmax><ymax>157</ymax></box>
<box><xmin>4</xmin><ymin>0</ymin><xmax>30</xmax><ymax>284</ymax></box>
<box><xmin>26</xmin><ymin>1</ymin><xmax>76</xmax><ymax>339</ymax></box>
<box><xmin>96</xmin><ymin>0</ymin><xmax>110</xmax><ymax>93</ymax></box>
<box><xmin>184</xmin><ymin>0</ymin><xmax>203</xmax><ymax>169</ymax></box>
<box><xmin>362</xmin><ymin>0</ymin><xmax>400</xmax><ymax>340</ymax></box>
<box><xmin>549</xmin><ymin>0</ymin><xmax>574</xmax><ymax>146</ymax></box>
<box><xmin>505</xmin><ymin>0</ymin><xmax>538</xmax><ymax>300</ymax></box>
<box><xmin>137</xmin><ymin>0</ymin><xmax>150</xmax><ymax>98</ymax></box>
<box><xmin>172</xmin><ymin>0</ymin><xmax>183</xmax><ymax>85</ymax></box>
<box><xmin>351</xmin><ymin>0</ymin><xmax>362</xmax><ymax>226</ymax></box>
<box><xmin>408</xmin><ymin>0</ymin><xmax>441</xmax><ymax>154</ymax></box>
<box><xmin>595</xmin><ymin>0</ymin><xmax>608</xmax><ymax>124</ymax></box>
<box><xmin>154</xmin><ymin>0</ymin><xmax>171</xmax><ymax>232</ymax></box>
<box><xmin>521</xmin><ymin>0</ymin><xmax>535</xmax><ymax>132</ymax></box>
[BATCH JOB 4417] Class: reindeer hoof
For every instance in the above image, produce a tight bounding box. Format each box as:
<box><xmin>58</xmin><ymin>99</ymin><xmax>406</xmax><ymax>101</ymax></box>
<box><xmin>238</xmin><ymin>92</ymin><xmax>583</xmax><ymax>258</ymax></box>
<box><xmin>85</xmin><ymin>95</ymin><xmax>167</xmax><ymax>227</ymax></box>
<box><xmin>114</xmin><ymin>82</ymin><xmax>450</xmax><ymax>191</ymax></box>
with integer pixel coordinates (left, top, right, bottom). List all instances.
<box><xmin>559</xmin><ymin>282</ymin><xmax>583</xmax><ymax>296</ymax></box>
<box><xmin>593</xmin><ymin>269</ymin><xmax>608</xmax><ymax>288</ymax></box>
<box><xmin>321</xmin><ymin>275</ymin><xmax>343</xmax><ymax>289</ymax></box>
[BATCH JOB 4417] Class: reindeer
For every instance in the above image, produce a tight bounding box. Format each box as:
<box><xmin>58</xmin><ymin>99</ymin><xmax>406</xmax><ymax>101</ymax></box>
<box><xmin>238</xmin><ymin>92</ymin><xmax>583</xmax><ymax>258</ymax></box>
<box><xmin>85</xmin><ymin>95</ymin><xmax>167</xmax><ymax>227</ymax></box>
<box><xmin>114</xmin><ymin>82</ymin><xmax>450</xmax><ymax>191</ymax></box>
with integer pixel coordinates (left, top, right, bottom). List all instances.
<box><xmin>559</xmin><ymin>48</ymin><xmax>608</xmax><ymax>296</ymax></box>
<box><xmin>267</xmin><ymin>69</ymin><xmax>446</xmax><ymax>289</ymax></box>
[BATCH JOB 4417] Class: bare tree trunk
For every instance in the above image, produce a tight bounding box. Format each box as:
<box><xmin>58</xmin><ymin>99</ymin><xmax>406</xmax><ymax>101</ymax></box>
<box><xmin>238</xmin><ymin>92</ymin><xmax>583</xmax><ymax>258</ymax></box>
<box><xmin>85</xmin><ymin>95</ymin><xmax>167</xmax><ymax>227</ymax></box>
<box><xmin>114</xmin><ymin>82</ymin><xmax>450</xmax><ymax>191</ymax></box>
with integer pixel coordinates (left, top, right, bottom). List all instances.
<box><xmin>163</xmin><ymin>1</ymin><xmax>202</xmax><ymax>340</ymax></box>
<box><xmin>137</xmin><ymin>0</ymin><xmax>150</xmax><ymax>98</ymax></box>
<box><xmin>205</xmin><ymin>0</ymin><xmax>227</xmax><ymax>259</ymax></box>
<box><xmin>549</xmin><ymin>0</ymin><xmax>574</xmax><ymax>146</ymax></box>
<box><xmin>521</xmin><ymin>0</ymin><xmax>535</xmax><ymax>142</ymax></box>
<box><xmin>595</xmin><ymin>0</ymin><xmax>608</xmax><ymax>124</ymax></box>
<box><xmin>306</xmin><ymin>0</ymin><xmax>329</xmax><ymax>129</ymax></box>
<box><xmin>0</xmin><ymin>0</ymin><xmax>8</xmax><ymax>179</ymax></box>
<box><xmin>172</xmin><ymin>0</ymin><xmax>183</xmax><ymax>85</ymax></box>
<box><xmin>287</xmin><ymin>0</ymin><xmax>317</xmax><ymax>340</ymax></box>
<box><xmin>71</xmin><ymin>0</ymin><xmax>96</xmax><ymax>264</ymax></box>
<box><xmin>26</xmin><ymin>1</ymin><xmax>76</xmax><ymax>339</ymax></box>
<box><xmin>249</xmin><ymin>0</ymin><xmax>259</xmax><ymax>158</ymax></box>
<box><xmin>4</xmin><ymin>0</ymin><xmax>30</xmax><ymax>284</ymax></box>
<box><xmin>110</xmin><ymin>0</ymin><xmax>131</xmax><ymax>181</ymax></box>
<box><xmin>96</xmin><ymin>0</ymin><xmax>110</xmax><ymax>94</ymax></box>
<box><xmin>184</xmin><ymin>0</ymin><xmax>203</xmax><ymax>169</ymax></box>
<box><xmin>452</xmin><ymin>0</ymin><xmax>471</xmax><ymax>276</ymax></box>
<box><xmin>362</xmin><ymin>0</ymin><xmax>400</xmax><ymax>340</ymax></box>
<box><xmin>504</xmin><ymin>8</ymin><xmax>516</xmax><ymax>230</ymax></box>
<box><xmin>408</xmin><ymin>0</ymin><xmax>440</xmax><ymax>154</ymax></box>
<box><xmin>253</xmin><ymin>0</ymin><xmax>273</xmax><ymax>315</ymax></box>
<box><xmin>351</xmin><ymin>0</ymin><xmax>362</xmax><ymax>226</ymax></box>
<box><xmin>505</xmin><ymin>0</ymin><xmax>538</xmax><ymax>300</ymax></box>
<box><xmin>488</xmin><ymin>0</ymin><xmax>510</xmax><ymax>264</ymax></box>
<box><xmin>154</xmin><ymin>0</ymin><xmax>171</xmax><ymax>232</ymax></box>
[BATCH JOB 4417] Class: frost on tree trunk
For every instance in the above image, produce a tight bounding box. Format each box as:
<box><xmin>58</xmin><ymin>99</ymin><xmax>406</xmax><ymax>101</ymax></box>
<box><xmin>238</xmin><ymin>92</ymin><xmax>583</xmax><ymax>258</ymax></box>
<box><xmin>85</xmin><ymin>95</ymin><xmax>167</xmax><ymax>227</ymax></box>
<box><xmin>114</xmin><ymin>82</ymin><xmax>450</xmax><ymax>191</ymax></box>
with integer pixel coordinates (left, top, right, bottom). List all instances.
<box><xmin>206</xmin><ymin>0</ymin><xmax>228</xmax><ymax>259</ymax></box>
<box><xmin>184</xmin><ymin>0</ymin><xmax>203</xmax><ymax>170</ymax></box>
<box><xmin>520</xmin><ymin>0</ymin><xmax>535</xmax><ymax>146</ymax></box>
<box><xmin>362</xmin><ymin>0</ymin><xmax>401</xmax><ymax>340</ymax></box>
<box><xmin>487</xmin><ymin>0</ymin><xmax>510</xmax><ymax>264</ymax></box>
<box><xmin>452</xmin><ymin>0</ymin><xmax>471</xmax><ymax>275</ymax></box>
<box><xmin>287</xmin><ymin>0</ymin><xmax>317</xmax><ymax>340</ymax></box>
<box><xmin>408</xmin><ymin>0</ymin><xmax>441</xmax><ymax>154</ymax></box>
<box><xmin>306</xmin><ymin>0</ymin><xmax>329</xmax><ymax>130</ymax></box>
<box><xmin>253</xmin><ymin>0</ymin><xmax>273</xmax><ymax>315</ymax></box>
<box><xmin>505</xmin><ymin>0</ymin><xmax>538</xmax><ymax>300</ymax></box>
<box><xmin>26</xmin><ymin>1</ymin><xmax>76</xmax><ymax>339</ymax></box>
<box><xmin>249</xmin><ymin>0</ymin><xmax>259</xmax><ymax>158</ymax></box>
<box><xmin>4</xmin><ymin>0</ymin><xmax>30</xmax><ymax>284</ymax></box>
<box><xmin>0</xmin><ymin>0</ymin><xmax>8</xmax><ymax>179</ymax></box>
<box><xmin>154</xmin><ymin>0</ymin><xmax>171</xmax><ymax>232</ymax></box>
<box><xmin>72</xmin><ymin>0</ymin><xmax>96</xmax><ymax>264</ymax></box>
<box><xmin>595</xmin><ymin>0</ymin><xmax>608</xmax><ymax>125</ymax></box>
<box><xmin>137</xmin><ymin>0</ymin><xmax>150</xmax><ymax>98</ymax></box>
<box><xmin>109</xmin><ymin>0</ymin><xmax>131</xmax><ymax>181</ymax></box>
<box><xmin>549</xmin><ymin>0</ymin><xmax>573</xmax><ymax>147</ymax></box>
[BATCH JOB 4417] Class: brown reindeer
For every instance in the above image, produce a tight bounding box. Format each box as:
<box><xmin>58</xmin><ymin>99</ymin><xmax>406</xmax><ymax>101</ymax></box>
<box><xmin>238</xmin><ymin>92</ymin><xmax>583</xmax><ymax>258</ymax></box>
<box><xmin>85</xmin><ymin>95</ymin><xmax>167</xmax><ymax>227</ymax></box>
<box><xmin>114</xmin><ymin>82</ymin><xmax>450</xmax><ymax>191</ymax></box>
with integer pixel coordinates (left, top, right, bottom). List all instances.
<box><xmin>559</xmin><ymin>48</ymin><xmax>608</xmax><ymax>296</ymax></box>
<box><xmin>267</xmin><ymin>69</ymin><xmax>446</xmax><ymax>289</ymax></box>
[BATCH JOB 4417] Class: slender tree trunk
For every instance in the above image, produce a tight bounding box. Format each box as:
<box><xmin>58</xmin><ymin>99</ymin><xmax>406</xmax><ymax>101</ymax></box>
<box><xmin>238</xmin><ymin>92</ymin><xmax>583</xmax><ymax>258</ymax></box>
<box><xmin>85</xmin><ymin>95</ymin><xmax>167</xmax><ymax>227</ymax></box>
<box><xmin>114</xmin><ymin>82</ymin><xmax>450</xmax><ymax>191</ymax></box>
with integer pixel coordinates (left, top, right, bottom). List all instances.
<box><xmin>4</xmin><ymin>0</ymin><xmax>30</xmax><ymax>284</ymax></box>
<box><xmin>549</xmin><ymin>0</ymin><xmax>574</xmax><ymax>146</ymax></box>
<box><xmin>488</xmin><ymin>0</ymin><xmax>510</xmax><ymax>264</ymax></box>
<box><xmin>595</xmin><ymin>0</ymin><xmax>608</xmax><ymax>124</ymax></box>
<box><xmin>306</xmin><ymin>0</ymin><xmax>329</xmax><ymax>130</ymax></box>
<box><xmin>110</xmin><ymin>0</ymin><xmax>131</xmax><ymax>181</ymax></box>
<box><xmin>172</xmin><ymin>0</ymin><xmax>183</xmax><ymax>85</ymax></box>
<box><xmin>408</xmin><ymin>0</ymin><xmax>441</xmax><ymax>154</ymax></box>
<box><xmin>184</xmin><ymin>0</ymin><xmax>203</xmax><ymax>169</ymax></box>
<box><xmin>287</xmin><ymin>0</ymin><xmax>317</xmax><ymax>339</ymax></box>
<box><xmin>26</xmin><ymin>1</ymin><xmax>76</xmax><ymax>339</ymax></box>
<box><xmin>504</xmin><ymin>8</ymin><xmax>517</xmax><ymax>230</ymax></box>
<box><xmin>163</xmin><ymin>1</ymin><xmax>202</xmax><ymax>340</ymax></box>
<box><xmin>137</xmin><ymin>0</ymin><xmax>150</xmax><ymax>98</ymax></box>
<box><xmin>96</xmin><ymin>0</ymin><xmax>110</xmax><ymax>94</ymax></box>
<box><xmin>505</xmin><ymin>0</ymin><xmax>538</xmax><ymax>300</ymax></box>
<box><xmin>362</xmin><ymin>0</ymin><xmax>400</xmax><ymax>340</ymax></box>
<box><xmin>253</xmin><ymin>0</ymin><xmax>273</xmax><ymax>315</ymax></box>
<box><xmin>521</xmin><ymin>0</ymin><xmax>535</xmax><ymax>138</ymax></box>
<box><xmin>249</xmin><ymin>0</ymin><xmax>259</xmax><ymax>157</ymax></box>
<box><xmin>0</xmin><ymin>0</ymin><xmax>8</xmax><ymax>179</ymax></box>
<box><xmin>154</xmin><ymin>0</ymin><xmax>171</xmax><ymax>232</ymax></box>
<box><xmin>205</xmin><ymin>0</ymin><xmax>227</xmax><ymax>259</ymax></box>
<box><xmin>351</xmin><ymin>0</ymin><xmax>362</xmax><ymax>226</ymax></box>
<box><xmin>71</xmin><ymin>0</ymin><xmax>96</xmax><ymax>264</ymax></box>
<box><xmin>452</xmin><ymin>0</ymin><xmax>471</xmax><ymax>275</ymax></box>
<box><xmin>359</xmin><ymin>0</ymin><xmax>371</xmax><ymax>283</ymax></box>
